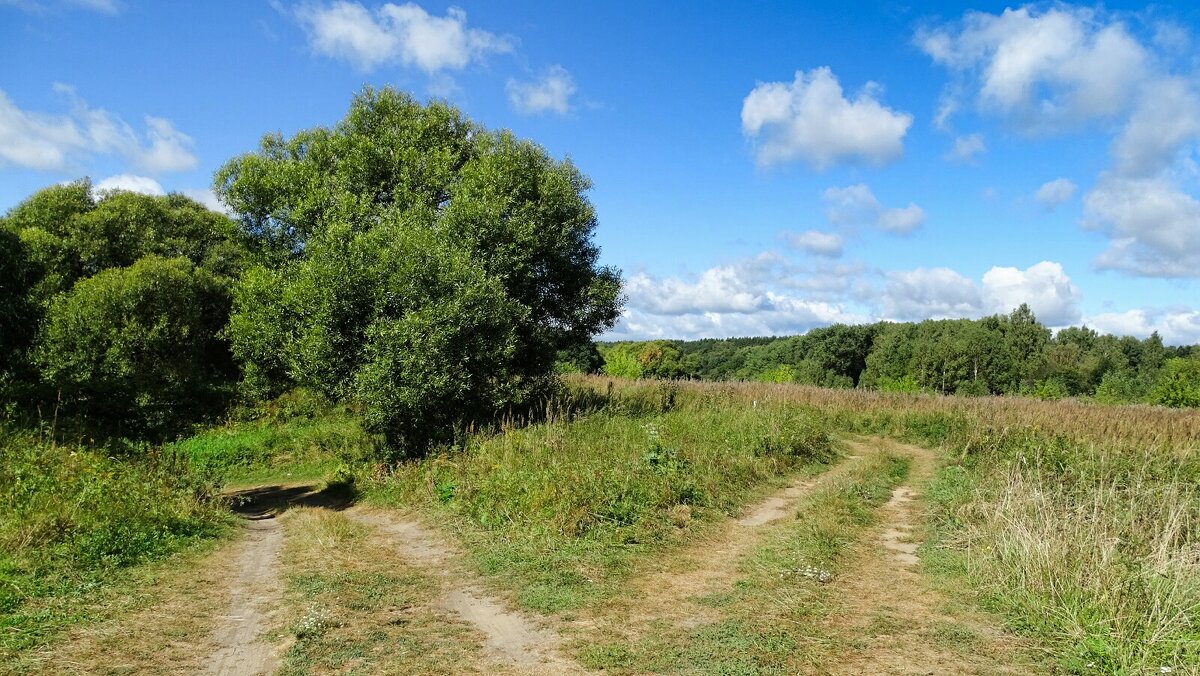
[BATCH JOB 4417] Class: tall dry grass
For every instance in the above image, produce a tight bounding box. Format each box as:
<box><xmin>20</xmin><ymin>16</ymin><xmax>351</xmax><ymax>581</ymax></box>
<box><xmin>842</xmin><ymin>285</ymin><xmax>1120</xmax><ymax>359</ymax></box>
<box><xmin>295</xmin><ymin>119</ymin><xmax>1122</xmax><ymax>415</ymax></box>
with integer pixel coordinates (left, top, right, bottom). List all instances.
<box><xmin>574</xmin><ymin>376</ymin><xmax>1200</xmax><ymax>671</ymax></box>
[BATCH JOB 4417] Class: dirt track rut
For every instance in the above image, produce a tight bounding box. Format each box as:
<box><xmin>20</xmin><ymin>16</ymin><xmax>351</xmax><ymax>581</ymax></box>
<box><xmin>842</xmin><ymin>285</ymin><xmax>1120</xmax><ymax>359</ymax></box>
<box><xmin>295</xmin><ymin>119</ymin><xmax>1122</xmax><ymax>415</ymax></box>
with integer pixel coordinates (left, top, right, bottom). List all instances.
<box><xmin>202</xmin><ymin>517</ymin><xmax>283</xmax><ymax>676</ymax></box>
<box><xmin>823</xmin><ymin>438</ymin><xmax>1035</xmax><ymax>674</ymax></box>
<box><xmin>592</xmin><ymin>453</ymin><xmax>863</xmax><ymax>633</ymax></box>
<box><xmin>348</xmin><ymin>509</ymin><xmax>586</xmax><ymax>674</ymax></box>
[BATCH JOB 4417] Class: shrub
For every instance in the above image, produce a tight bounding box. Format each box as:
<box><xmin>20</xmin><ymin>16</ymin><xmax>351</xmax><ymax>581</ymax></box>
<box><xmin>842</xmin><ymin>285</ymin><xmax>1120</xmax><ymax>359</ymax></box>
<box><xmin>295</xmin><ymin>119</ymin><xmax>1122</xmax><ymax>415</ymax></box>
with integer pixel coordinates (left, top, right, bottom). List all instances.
<box><xmin>34</xmin><ymin>256</ymin><xmax>237</xmax><ymax>437</ymax></box>
<box><xmin>1150</xmin><ymin>358</ymin><xmax>1200</xmax><ymax>408</ymax></box>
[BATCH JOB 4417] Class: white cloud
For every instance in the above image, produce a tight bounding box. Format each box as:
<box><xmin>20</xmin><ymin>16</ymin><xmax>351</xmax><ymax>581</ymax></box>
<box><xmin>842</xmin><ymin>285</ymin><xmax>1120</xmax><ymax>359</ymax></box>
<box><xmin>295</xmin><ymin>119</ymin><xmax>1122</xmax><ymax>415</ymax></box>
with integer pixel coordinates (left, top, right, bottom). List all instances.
<box><xmin>884</xmin><ymin>261</ymin><xmax>1081</xmax><ymax>325</ymax></box>
<box><xmin>823</xmin><ymin>183</ymin><xmax>925</xmax><ymax>234</ymax></box>
<box><xmin>1085</xmin><ymin>307</ymin><xmax>1200</xmax><ymax>346</ymax></box>
<box><xmin>0</xmin><ymin>85</ymin><xmax>197</xmax><ymax>173</ymax></box>
<box><xmin>296</xmin><ymin>1</ymin><xmax>512</xmax><ymax>73</ymax></box>
<box><xmin>945</xmin><ymin>133</ymin><xmax>985</xmax><ymax>162</ymax></box>
<box><xmin>182</xmin><ymin>188</ymin><xmax>233</xmax><ymax>214</ymax></box>
<box><xmin>93</xmin><ymin>174</ymin><xmax>164</xmax><ymax>196</ymax></box>
<box><xmin>625</xmin><ymin>264</ymin><xmax>771</xmax><ymax>317</ymax></box>
<box><xmin>506</xmin><ymin>66</ymin><xmax>576</xmax><ymax>116</ymax></box>
<box><xmin>1034</xmin><ymin>177</ymin><xmax>1077</xmax><ymax>209</ymax></box>
<box><xmin>1110</xmin><ymin>77</ymin><xmax>1200</xmax><ymax>177</ymax></box>
<box><xmin>981</xmin><ymin>261</ymin><xmax>1081</xmax><ymax>326</ymax></box>
<box><xmin>1083</xmin><ymin>174</ymin><xmax>1200</xmax><ymax>277</ymax></box>
<box><xmin>609</xmin><ymin>254</ymin><xmax>867</xmax><ymax>340</ymax></box>
<box><xmin>787</xmin><ymin>230</ymin><xmax>843</xmax><ymax>257</ymax></box>
<box><xmin>919</xmin><ymin>6</ymin><xmax>1148</xmax><ymax>132</ymax></box>
<box><xmin>883</xmin><ymin>267</ymin><xmax>982</xmax><ymax>321</ymax></box>
<box><xmin>137</xmin><ymin>116</ymin><xmax>198</xmax><ymax>173</ymax></box>
<box><xmin>741</xmin><ymin>67</ymin><xmax>912</xmax><ymax>169</ymax></box>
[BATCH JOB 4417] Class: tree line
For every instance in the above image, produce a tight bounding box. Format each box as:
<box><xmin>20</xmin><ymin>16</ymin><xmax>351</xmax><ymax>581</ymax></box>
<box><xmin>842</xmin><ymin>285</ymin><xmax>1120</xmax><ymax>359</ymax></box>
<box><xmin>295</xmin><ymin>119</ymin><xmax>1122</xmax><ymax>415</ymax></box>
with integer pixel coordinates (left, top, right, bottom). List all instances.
<box><xmin>590</xmin><ymin>305</ymin><xmax>1200</xmax><ymax>407</ymax></box>
<box><xmin>0</xmin><ymin>88</ymin><xmax>622</xmax><ymax>453</ymax></box>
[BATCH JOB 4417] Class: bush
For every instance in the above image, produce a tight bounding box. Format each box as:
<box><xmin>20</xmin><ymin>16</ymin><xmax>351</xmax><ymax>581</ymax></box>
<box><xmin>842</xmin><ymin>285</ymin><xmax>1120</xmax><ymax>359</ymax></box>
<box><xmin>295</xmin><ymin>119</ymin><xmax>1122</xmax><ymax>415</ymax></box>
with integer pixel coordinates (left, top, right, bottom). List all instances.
<box><xmin>34</xmin><ymin>256</ymin><xmax>237</xmax><ymax>437</ymax></box>
<box><xmin>1150</xmin><ymin>358</ymin><xmax>1200</xmax><ymax>408</ymax></box>
<box><xmin>1093</xmin><ymin>369</ymin><xmax>1149</xmax><ymax>404</ymax></box>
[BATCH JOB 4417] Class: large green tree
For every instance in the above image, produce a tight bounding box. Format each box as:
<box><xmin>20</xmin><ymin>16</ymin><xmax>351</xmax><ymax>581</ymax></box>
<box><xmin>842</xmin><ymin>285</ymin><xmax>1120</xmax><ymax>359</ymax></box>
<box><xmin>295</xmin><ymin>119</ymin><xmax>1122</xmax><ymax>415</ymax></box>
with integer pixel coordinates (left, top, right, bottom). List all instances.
<box><xmin>217</xmin><ymin>88</ymin><xmax>622</xmax><ymax>450</ymax></box>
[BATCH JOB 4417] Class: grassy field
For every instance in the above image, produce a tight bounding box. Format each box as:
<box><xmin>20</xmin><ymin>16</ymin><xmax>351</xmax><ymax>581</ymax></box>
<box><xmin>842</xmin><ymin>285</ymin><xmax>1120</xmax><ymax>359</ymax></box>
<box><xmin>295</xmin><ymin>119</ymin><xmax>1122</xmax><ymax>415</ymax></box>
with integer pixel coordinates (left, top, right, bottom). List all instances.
<box><xmin>570</xmin><ymin>377</ymin><xmax>1200</xmax><ymax>672</ymax></box>
<box><xmin>4</xmin><ymin>377</ymin><xmax>1198</xmax><ymax>673</ymax></box>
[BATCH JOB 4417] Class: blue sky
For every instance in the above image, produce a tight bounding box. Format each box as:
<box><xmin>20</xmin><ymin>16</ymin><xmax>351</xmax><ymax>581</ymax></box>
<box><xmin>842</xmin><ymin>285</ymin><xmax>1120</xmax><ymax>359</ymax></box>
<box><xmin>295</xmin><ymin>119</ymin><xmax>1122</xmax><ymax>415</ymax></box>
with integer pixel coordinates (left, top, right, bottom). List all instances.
<box><xmin>3</xmin><ymin>1</ymin><xmax>1200</xmax><ymax>344</ymax></box>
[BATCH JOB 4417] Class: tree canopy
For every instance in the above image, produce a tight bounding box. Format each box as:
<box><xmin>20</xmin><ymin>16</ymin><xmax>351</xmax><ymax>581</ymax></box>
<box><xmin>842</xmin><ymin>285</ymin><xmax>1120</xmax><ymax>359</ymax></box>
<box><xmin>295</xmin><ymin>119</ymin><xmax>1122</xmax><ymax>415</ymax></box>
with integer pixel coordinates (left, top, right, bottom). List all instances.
<box><xmin>217</xmin><ymin>87</ymin><xmax>622</xmax><ymax>450</ymax></box>
<box><xmin>1</xmin><ymin>182</ymin><xmax>248</xmax><ymax>435</ymax></box>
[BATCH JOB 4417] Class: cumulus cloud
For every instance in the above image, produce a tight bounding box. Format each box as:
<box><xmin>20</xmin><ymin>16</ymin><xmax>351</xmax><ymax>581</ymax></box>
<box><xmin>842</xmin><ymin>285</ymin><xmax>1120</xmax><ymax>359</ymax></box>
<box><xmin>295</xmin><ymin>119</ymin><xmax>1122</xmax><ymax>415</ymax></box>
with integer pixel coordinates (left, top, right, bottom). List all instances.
<box><xmin>93</xmin><ymin>174</ymin><xmax>164</xmax><ymax>196</ymax></box>
<box><xmin>924</xmin><ymin>6</ymin><xmax>1200</xmax><ymax>279</ymax></box>
<box><xmin>1110</xmin><ymin>77</ymin><xmax>1200</xmax><ymax>177</ymax></box>
<box><xmin>1034</xmin><ymin>177</ymin><xmax>1077</xmax><ymax>209</ymax></box>
<box><xmin>981</xmin><ymin>261</ymin><xmax>1081</xmax><ymax>325</ymax></box>
<box><xmin>1083</xmin><ymin>174</ymin><xmax>1200</xmax><ymax>277</ymax></box>
<box><xmin>296</xmin><ymin>1</ymin><xmax>512</xmax><ymax>73</ymax></box>
<box><xmin>945</xmin><ymin>133</ymin><xmax>985</xmax><ymax>163</ymax></box>
<box><xmin>506</xmin><ymin>65</ymin><xmax>576</xmax><ymax>116</ymax></box>
<box><xmin>741</xmin><ymin>67</ymin><xmax>911</xmax><ymax>169</ymax></box>
<box><xmin>1085</xmin><ymin>307</ymin><xmax>1200</xmax><ymax>346</ymax></box>
<box><xmin>822</xmin><ymin>183</ymin><xmax>925</xmax><ymax>234</ymax></box>
<box><xmin>918</xmin><ymin>5</ymin><xmax>1147</xmax><ymax>132</ymax></box>
<box><xmin>883</xmin><ymin>261</ymin><xmax>1081</xmax><ymax>325</ymax></box>
<box><xmin>787</xmin><ymin>230</ymin><xmax>843</xmax><ymax>257</ymax></box>
<box><xmin>609</xmin><ymin>254</ymin><xmax>867</xmax><ymax>340</ymax></box>
<box><xmin>0</xmin><ymin>85</ymin><xmax>196</xmax><ymax>173</ymax></box>
<box><xmin>883</xmin><ymin>267</ymin><xmax>982</xmax><ymax>321</ymax></box>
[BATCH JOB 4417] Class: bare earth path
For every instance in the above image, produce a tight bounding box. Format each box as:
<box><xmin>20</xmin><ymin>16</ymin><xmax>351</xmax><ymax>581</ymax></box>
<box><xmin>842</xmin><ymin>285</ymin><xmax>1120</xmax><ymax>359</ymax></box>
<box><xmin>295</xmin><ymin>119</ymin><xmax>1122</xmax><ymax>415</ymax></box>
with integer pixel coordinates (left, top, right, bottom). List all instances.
<box><xmin>202</xmin><ymin>517</ymin><xmax>284</xmax><ymax>676</ymax></box>
<box><xmin>348</xmin><ymin>508</ymin><xmax>587</xmax><ymax>674</ymax></box>
<box><xmin>586</xmin><ymin>453</ymin><xmax>861</xmax><ymax>634</ymax></box>
<box><xmin>822</xmin><ymin>437</ymin><xmax>1039</xmax><ymax>674</ymax></box>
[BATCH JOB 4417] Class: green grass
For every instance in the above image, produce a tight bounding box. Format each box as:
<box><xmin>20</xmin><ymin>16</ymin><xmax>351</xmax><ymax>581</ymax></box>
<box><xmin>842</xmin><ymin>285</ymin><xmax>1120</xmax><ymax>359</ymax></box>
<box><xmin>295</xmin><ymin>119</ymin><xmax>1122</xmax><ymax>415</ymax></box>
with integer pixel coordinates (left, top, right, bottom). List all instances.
<box><xmin>0</xmin><ymin>427</ymin><xmax>230</xmax><ymax>659</ymax></box>
<box><xmin>275</xmin><ymin>509</ymin><xmax>480</xmax><ymax>675</ymax></box>
<box><xmin>576</xmin><ymin>452</ymin><xmax>910</xmax><ymax>674</ymax></box>
<box><xmin>366</xmin><ymin>402</ymin><xmax>837</xmax><ymax>613</ymax></box>
<box><xmin>166</xmin><ymin>401</ymin><xmax>378</xmax><ymax>486</ymax></box>
<box><xmin>582</xmin><ymin>378</ymin><xmax>1200</xmax><ymax>673</ymax></box>
<box><xmin>921</xmin><ymin>430</ymin><xmax>1200</xmax><ymax>673</ymax></box>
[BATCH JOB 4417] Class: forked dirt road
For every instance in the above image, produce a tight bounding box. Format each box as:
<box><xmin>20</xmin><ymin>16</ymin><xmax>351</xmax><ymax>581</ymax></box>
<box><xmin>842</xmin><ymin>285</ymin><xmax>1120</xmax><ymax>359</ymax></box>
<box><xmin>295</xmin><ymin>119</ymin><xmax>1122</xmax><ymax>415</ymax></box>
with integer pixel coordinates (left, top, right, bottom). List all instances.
<box><xmin>24</xmin><ymin>438</ymin><xmax>1037</xmax><ymax>675</ymax></box>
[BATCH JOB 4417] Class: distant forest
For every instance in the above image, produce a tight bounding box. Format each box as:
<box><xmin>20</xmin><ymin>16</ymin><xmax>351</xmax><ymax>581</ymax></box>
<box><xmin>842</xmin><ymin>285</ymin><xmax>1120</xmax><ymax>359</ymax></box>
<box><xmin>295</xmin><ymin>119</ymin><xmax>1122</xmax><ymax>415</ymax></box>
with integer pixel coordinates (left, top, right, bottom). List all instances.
<box><xmin>582</xmin><ymin>305</ymin><xmax>1200</xmax><ymax>407</ymax></box>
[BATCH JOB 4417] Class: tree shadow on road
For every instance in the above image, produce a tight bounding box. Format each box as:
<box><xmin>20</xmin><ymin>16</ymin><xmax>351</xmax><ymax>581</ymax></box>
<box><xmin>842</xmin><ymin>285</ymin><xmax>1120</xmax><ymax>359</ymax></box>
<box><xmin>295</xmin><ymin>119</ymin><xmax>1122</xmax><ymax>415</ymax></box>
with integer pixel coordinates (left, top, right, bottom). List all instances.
<box><xmin>225</xmin><ymin>482</ymin><xmax>357</xmax><ymax>520</ymax></box>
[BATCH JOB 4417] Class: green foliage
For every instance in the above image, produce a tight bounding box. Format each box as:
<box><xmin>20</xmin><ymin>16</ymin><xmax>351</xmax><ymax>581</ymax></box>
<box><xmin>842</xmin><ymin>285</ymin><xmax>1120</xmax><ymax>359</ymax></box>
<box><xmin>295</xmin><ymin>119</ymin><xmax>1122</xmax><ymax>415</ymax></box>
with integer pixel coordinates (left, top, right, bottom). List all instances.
<box><xmin>368</xmin><ymin>390</ymin><xmax>834</xmax><ymax>612</ymax></box>
<box><xmin>0</xmin><ymin>427</ymin><xmax>229</xmax><ymax>653</ymax></box>
<box><xmin>34</xmin><ymin>256</ymin><xmax>237</xmax><ymax>437</ymax></box>
<box><xmin>955</xmin><ymin>379</ymin><xmax>990</xmax><ymax>397</ymax></box>
<box><xmin>877</xmin><ymin>374</ymin><xmax>921</xmax><ymax>393</ymax></box>
<box><xmin>1032</xmin><ymin>378</ymin><xmax>1069</xmax><ymax>401</ymax></box>
<box><xmin>600</xmin><ymin>306</ymin><xmax>1196</xmax><ymax>408</ymax></box>
<box><xmin>601</xmin><ymin>344</ymin><xmax>644</xmax><ymax>379</ymax></box>
<box><xmin>220</xmin><ymin>87</ymin><xmax>621</xmax><ymax>453</ymax></box>
<box><xmin>0</xmin><ymin>228</ymin><xmax>38</xmax><ymax>393</ymax></box>
<box><xmin>166</xmin><ymin>407</ymin><xmax>378</xmax><ymax>482</ymax></box>
<box><xmin>1150</xmin><ymin>357</ymin><xmax>1200</xmax><ymax>408</ymax></box>
<box><xmin>555</xmin><ymin>341</ymin><xmax>603</xmax><ymax>374</ymax></box>
<box><xmin>6</xmin><ymin>183</ymin><xmax>245</xmax><ymax>307</ymax></box>
<box><xmin>1093</xmin><ymin>369</ymin><xmax>1148</xmax><ymax>404</ymax></box>
<box><xmin>2</xmin><ymin>184</ymin><xmax>247</xmax><ymax>434</ymax></box>
<box><xmin>755</xmin><ymin>363</ymin><xmax>798</xmax><ymax>383</ymax></box>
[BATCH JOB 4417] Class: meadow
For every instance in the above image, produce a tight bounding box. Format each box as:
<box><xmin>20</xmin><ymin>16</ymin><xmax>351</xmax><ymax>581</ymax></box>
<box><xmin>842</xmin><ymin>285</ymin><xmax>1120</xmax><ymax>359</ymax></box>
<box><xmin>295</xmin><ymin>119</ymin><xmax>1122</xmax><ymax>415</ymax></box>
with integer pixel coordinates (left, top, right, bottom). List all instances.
<box><xmin>3</xmin><ymin>377</ymin><xmax>1198</xmax><ymax>673</ymax></box>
